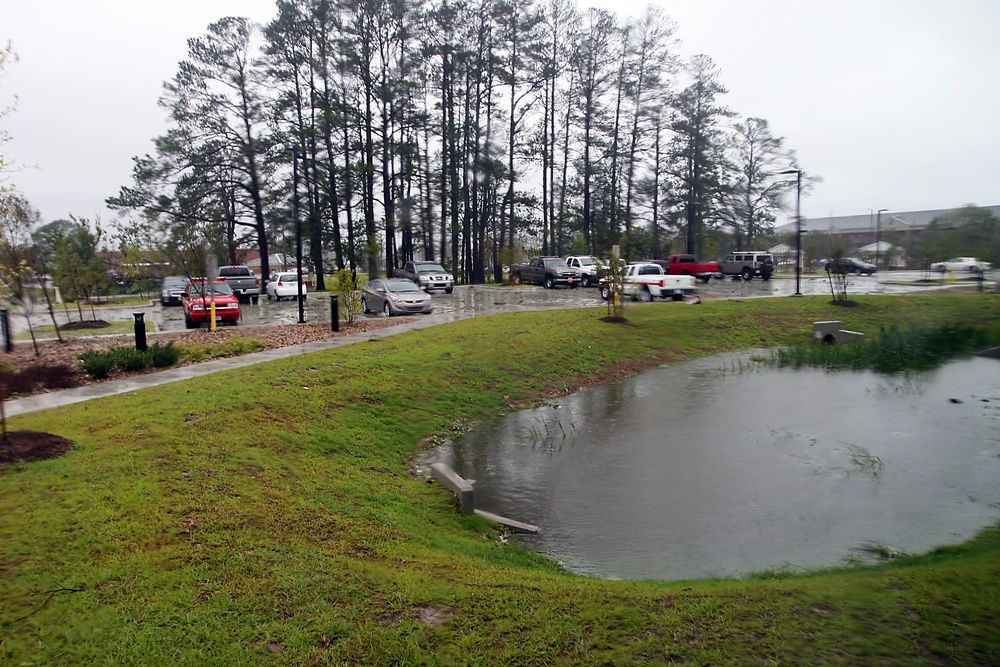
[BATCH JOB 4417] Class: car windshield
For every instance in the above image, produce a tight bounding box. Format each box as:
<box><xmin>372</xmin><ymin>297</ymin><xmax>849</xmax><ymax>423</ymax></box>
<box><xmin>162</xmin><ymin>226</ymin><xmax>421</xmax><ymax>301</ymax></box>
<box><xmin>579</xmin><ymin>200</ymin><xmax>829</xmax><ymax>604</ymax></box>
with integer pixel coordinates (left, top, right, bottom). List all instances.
<box><xmin>190</xmin><ymin>282</ymin><xmax>234</xmax><ymax>295</ymax></box>
<box><xmin>416</xmin><ymin>264</ymin><xmax>447</xmax><ymax>273</ymax></box>
<box><xmin>385</xmin><ymin>280</ymin><xmax>421</xmax><ymax>292</ymax></box>
<box><xmin>163</xmin><ymin>276</ymin><xmax>187</xmax><ymax>287</ymax></box>
<box><xmin>577</xmin><ymin>257</ymin><xmax>595</xmax><ymax>266</ymax></box>
<box><xmin>219</xmin><ymin>267</ymin><xmax>250</xmax><ymax>277</ymax></box>
<box><xmin>276</xmin><ymin>274</ymin><xmax>299</xmax><ymax>281</ymax></box>
<box><xmin>543</xmin><ymin>258</ymin><xmax>569</xmax><ymax>268</ymax></box>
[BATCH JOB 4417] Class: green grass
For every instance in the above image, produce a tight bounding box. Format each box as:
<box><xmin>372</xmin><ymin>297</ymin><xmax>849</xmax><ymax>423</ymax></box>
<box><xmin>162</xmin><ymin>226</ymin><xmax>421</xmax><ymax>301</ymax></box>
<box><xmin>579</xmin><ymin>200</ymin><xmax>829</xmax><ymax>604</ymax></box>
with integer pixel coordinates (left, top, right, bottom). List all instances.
<box><xmin>1</xmin><ymin>293</ymin><xmax>999</xmax><ymax>665</ymax></box>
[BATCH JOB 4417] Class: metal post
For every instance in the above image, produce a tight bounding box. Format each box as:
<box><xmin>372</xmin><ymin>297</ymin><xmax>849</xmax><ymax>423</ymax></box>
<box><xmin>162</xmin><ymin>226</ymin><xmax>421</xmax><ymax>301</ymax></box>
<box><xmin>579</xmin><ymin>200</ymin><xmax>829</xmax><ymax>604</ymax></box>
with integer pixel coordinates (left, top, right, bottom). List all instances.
<box><xmin>794</xmin><ymin>171</ymin><xmax>802</xmax><ymax>296</ymax></box>
<box><xmin>875</xmin><ymin>208</ymin><xmax>888</xmax><ymax>270</ymax></box>
<box><xmin>133</xmin><ymin>312</ymin><xmax>147</xmax><ymax>351</ymax></box>
<box><xmin>291</xmin><ymin>146</ymin><xmax>306</xmax><ymax>324</ymax></box>
<box><xmin>0</xmin><ymin>309</ymin><xmax>12</xmax><ymax>352</ymax></box>
<box><xmin>330</xmin><ymin>294</ymin><xmax>339</xmax><ymax>332</ymax></box>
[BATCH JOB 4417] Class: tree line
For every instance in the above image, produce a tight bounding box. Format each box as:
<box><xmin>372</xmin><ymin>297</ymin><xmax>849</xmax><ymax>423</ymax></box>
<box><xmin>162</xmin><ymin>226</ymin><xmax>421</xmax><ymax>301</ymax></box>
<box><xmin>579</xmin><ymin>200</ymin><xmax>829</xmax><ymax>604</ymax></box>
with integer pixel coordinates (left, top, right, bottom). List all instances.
<box><xmin>106</xmin><ymin>0</ymin><xmax>807</xmax><ymax>287</ymax></box>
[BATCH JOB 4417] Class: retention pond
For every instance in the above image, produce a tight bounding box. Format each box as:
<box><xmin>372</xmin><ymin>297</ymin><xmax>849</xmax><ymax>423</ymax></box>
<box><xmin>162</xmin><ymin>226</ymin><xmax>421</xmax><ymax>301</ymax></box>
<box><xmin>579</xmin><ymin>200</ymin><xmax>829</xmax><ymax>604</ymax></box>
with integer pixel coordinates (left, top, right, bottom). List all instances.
<box><xmin>435</xmin><ymin>353</ymin><xmax>1000</xmax><ymax>581</ymax></box>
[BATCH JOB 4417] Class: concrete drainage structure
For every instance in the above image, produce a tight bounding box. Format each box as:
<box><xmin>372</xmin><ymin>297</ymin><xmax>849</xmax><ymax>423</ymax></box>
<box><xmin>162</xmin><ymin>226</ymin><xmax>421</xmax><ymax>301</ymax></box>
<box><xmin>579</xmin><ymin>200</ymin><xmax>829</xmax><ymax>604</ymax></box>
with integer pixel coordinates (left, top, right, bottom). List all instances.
<box><xmin>430</xmin><ymin>462</ymin><xmax>539</xmax><ymax>534</ymax></box>
<box><xmin>813</xmin><ymin>320</ymin><xmax>865</xmax><ymax>345</ymax></box>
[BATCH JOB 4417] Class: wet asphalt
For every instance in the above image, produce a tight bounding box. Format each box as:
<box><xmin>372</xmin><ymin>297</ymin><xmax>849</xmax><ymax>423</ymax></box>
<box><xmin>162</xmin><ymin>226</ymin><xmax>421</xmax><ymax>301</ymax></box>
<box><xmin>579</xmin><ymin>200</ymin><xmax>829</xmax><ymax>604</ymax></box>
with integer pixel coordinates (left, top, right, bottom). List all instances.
<box><xmin>6</xmin><ymin>272</ymin><xmax>993</xmax><ymax>416</ymax></box>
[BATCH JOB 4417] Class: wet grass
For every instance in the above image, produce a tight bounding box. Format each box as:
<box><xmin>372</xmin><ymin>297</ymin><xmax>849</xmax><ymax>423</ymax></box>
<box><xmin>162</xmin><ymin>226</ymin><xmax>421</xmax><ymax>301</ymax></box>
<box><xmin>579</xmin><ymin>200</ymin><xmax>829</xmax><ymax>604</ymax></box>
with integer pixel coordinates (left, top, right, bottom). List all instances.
<box><xmin>1</xmin><ymin>293</ymin><xmax>999</xmax><ymax>664</ymax></box>
<box><xmin>770</xmin><ymin>322</ymin><xmax>1000</xmax><ymax>373</ymax></box>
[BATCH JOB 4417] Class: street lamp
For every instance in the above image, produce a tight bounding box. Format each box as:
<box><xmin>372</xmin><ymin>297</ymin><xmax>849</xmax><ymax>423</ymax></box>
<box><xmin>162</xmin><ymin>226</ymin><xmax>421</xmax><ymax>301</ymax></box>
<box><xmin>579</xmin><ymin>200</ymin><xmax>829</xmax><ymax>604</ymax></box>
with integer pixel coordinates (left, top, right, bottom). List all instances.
<box><xmin>875</xmin><ymin>208</ymin><xmax>888</xmax><ymax>270</ymax></box>
<box><xmin>289</xmin><ymin>146</ymin><xmax>306</xmax><ymax>324</ymax></box>
<box><xmin>780</xmin><ymin>169</ymin><xmax>802</xmax><ymax>296</ymax></box>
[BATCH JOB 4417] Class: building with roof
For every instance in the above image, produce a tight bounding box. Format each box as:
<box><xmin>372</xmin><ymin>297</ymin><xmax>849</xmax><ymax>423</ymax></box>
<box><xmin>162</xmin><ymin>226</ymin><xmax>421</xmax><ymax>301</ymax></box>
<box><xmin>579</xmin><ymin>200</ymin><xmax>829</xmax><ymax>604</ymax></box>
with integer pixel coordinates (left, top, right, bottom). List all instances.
<box><xmin>775</xmin><ymin>205</ymin><xmax>1000</xmax><ymax>268</ymax></box>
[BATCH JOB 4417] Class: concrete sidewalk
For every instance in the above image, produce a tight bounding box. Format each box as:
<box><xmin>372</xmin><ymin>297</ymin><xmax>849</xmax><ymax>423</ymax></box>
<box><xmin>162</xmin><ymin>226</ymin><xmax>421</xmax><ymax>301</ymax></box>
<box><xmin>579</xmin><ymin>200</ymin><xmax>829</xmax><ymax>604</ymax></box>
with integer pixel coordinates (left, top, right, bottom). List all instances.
<box><xmin>5</xmin><ymin>312</ymin><xmax>470</xmax><ymax>417</ymax></box>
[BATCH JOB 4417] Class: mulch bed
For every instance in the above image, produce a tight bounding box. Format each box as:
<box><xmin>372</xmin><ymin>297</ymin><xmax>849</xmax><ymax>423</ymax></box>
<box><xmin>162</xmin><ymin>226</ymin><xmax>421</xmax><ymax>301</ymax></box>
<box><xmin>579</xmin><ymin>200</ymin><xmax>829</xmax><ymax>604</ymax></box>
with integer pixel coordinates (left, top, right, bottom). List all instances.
<box><xmin>0</xmin><ymin>431</ymin><xmax>75</xmax><ymax>464</ymax></box>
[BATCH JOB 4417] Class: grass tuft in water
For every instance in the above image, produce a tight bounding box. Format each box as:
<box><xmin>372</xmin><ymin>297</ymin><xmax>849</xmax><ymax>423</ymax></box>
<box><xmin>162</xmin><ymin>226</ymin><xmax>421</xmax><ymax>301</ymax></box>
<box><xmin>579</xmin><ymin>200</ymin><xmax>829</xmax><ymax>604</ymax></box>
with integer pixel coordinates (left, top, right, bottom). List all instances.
<box><xmin>770</xmin><ymin>323</ymin><xmax>1000</xmax><ymax>374</ymax></box>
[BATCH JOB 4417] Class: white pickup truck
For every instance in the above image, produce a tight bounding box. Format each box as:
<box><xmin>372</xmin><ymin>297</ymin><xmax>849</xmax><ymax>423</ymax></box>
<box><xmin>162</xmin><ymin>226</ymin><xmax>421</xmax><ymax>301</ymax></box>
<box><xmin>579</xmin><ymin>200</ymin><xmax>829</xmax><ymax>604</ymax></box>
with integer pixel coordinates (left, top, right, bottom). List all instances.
<box><xmin>599</xmin><ymin>262</ymin><xmax>698</xmax><ymax>302</ymax></box>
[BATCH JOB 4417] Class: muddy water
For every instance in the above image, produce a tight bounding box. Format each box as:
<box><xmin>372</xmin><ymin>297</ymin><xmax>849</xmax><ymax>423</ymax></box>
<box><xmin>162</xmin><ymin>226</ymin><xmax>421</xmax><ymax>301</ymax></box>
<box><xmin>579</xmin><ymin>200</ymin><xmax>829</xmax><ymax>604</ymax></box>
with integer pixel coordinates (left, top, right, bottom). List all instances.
<box><xmin>435</xmin><ymin>354</ymin><xmax>1000</xmax><ymax>581</ymax></box>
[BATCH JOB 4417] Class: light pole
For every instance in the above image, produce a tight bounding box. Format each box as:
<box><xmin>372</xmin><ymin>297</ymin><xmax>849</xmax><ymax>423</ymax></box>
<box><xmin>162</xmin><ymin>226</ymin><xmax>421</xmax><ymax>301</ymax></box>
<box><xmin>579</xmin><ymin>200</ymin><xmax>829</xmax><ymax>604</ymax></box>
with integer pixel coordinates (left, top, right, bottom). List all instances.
<box><xmin>875</xmin><ymin>208</ymin><xmax>888</xmax><ymax>270</ymax></box>
<box><xmin>780</xmin><ymin>169</ymin><xmax>802</xmax><ymax>296</ymax></box>
<box><xmin>289</xmin><ymin>146</ymin><xmax>306</xmax><ymax>323</ymax></box>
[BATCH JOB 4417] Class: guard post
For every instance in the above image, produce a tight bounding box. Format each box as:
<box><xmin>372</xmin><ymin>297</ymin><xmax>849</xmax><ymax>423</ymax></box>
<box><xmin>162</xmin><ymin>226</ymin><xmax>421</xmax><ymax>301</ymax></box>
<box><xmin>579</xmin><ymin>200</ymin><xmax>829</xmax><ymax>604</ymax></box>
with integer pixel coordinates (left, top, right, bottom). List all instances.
<box><xmin>133</xmin><ymin>312</ymin><xmax>147</xmax><ymax>351</ymax></box>
<box><xmin>330</xmin><ymin>294</ymin><xmax>339</xmax><ymax>332</ymax></box>
<box><xmin>1</xmin><ymin>309</ymin><xmax>12</xmax><ymax>352</ymax></box>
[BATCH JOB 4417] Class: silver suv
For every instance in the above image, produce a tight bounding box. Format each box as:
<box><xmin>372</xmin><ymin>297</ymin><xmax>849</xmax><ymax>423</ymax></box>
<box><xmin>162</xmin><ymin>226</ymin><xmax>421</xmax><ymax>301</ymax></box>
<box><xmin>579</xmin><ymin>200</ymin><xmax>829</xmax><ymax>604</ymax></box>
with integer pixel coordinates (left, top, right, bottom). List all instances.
<box><xmin>721</xmin><ymin>251</ymin><xmax>774</xmax><ymax>281</ymax></box>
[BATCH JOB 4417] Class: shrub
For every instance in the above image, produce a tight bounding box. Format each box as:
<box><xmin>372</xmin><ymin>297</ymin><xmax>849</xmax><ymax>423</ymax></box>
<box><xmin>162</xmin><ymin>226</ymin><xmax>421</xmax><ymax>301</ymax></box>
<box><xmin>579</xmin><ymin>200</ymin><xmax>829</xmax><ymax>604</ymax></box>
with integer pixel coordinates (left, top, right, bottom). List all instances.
<box><xmin>78</xmin><ymin>350</ymin><xmax>117</xmax><ymax>379</ymax></box>
<box><xmin>110</xmin><ymin>347</ymin><xmax>152</xmax><ymax>372</ymax></box>
<box><xmin>332</xmin><ymin>269</ymin><xmax>364</xmax><ymax>323</ymax></box>
<box><xmin>149</xmin><ymin>342</ymin><xmax>181</xmax><ymax>368</ymax></box>
<box><xmin>35</xmin><ymin>363</ymin><xmax>81</xmax><ymax>389</ymax></box>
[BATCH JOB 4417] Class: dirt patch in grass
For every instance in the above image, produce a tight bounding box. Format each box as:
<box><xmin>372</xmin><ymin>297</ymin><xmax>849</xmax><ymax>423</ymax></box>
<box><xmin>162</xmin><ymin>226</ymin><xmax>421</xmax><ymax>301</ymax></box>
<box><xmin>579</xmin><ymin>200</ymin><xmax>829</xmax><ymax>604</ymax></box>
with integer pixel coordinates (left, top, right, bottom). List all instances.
<box><xmin>0</xmin><ymin>431</ymin><xmax>75</xmax><ymax>464</ymax></box>
<box><xmin>59</xmin><ymin>319</ymin><xmax>111</xmax><ymax>331</ymax></box>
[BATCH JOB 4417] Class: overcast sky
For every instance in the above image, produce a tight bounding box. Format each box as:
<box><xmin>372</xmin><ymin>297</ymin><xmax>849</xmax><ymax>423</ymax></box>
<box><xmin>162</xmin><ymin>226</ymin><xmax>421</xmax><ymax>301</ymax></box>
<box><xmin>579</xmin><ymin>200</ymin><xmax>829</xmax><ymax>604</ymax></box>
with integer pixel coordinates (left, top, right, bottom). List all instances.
<box><xmin>4</xmin><ymin>0</ymin><xmax>999</xmax><ymax>230</ymax></box>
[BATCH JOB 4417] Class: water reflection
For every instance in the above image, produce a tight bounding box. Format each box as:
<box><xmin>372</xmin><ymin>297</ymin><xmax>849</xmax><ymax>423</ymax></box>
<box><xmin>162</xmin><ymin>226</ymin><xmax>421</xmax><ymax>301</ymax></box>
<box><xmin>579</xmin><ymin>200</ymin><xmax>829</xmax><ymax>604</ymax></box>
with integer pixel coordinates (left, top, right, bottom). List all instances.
<box><xmin>436</xmin><ymin>354</ymin><xmax>1000</xmax><ymax>581</ymax></box>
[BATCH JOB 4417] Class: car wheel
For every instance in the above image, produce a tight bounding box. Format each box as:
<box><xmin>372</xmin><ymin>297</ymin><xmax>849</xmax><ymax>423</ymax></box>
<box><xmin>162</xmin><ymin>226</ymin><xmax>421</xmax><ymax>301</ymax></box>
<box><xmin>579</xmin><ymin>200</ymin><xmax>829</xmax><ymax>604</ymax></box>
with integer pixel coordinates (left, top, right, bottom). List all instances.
<box><xmin>762</xmin><ymin>272</ymin><xmax>772</xmax><ymax>281</ymax></box>
<box><xmin>638</xmin><ymin>286</ymin><xmax>653</xmax><ymax>302</ymax></box>
<box><xmin>513</xmin><ymin>273</ymin><xmax>522</xmax><ymax>285</ymax></box>
<box><xmin>582</xmin><ymin>275</ymin><xmax>591</xmax><ymax>288</ymax></box>
<box><xmin>699</xmin><ymin>275</ymin><xmax>711</xmax><ymax>283</ymax></box>
<box><xmin>251</xmin><ymin>296</ymin><xmax>258</xmax><ymax>304</ymax></box>
<box><xmin>600</xmin><ymin>284</ymin><xmax>611</xmax><ymax>300</ymax></box>
<box><xmin>544</xmin><ymin>276</ymin><xmax>555</xmax><ymax>289</ymax></box>
<box><xmin>184</xmin><ymin>314</ymin><xmax>195</xmax><ymax>329</ymax></box>
<box><xmin>853</xmin><ymin>268</ymin><xmax>862</xmax><ymax>276</ymax></box>
<box><xmin>741</xmin><ymin>267</ymin><xmax>753</xmax><ymax>281</ymax></box>
<box><xmin>361</xmin><ymin>297</ymin><xmax>369</xmax><ymax>314</ymax></box>
<box><xmin>383</xmin><ymin>302</ymin><xmax>392</xmax><ymax>317</ymax></box>
<box><xmin>445</xmin><ymin>286</ymin><xmax>454</xmax><ymax>294</ymax></box>
<box><xmin>672</xmin><ymin>294</ymin><xmax>684</xmax><ymax>302</ymax></box>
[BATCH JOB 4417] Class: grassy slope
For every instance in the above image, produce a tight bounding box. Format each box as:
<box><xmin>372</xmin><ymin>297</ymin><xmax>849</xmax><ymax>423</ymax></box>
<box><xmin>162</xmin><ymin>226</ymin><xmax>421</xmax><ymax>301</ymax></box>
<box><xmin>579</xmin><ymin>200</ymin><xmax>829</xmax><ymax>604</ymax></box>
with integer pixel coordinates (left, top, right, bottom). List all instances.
<box><xmin>2</xmin><ymin>294</ymin><xmax>999</xmax><ymax>665</ymax></box>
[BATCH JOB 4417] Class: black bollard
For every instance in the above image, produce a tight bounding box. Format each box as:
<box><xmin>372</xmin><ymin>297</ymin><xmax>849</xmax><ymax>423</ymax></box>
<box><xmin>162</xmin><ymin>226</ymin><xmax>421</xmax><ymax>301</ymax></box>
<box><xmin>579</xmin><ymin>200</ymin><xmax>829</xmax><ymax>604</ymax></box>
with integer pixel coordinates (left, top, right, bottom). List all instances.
<box><xmin>330</xmin><ymin>294</ymin><xmax>339</xmax><ymax>332</ymax></box>
<box><xmin>133</xmin><ymin>312</ymin><xmax>147</xmax><ymax>352</ymax></box>
<box><xmin>0</xmin><ymin>309</ymin><xmax>12</xmax><ymax>352</ymax></box>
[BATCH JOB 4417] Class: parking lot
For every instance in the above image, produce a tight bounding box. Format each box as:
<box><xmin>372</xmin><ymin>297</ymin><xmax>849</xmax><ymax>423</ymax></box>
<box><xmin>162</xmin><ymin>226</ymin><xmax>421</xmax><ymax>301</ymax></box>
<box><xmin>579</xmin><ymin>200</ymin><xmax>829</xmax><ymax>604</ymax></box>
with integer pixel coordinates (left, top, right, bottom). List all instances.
<box><xmin>151</xmin><ymin>270</ymin><xmax>991</xmax><ymax>332</ymax></box>
<box><xmin>13</xmin><ymin>270</ymin><xmax>994</xmax><ymax>336</ymax></box>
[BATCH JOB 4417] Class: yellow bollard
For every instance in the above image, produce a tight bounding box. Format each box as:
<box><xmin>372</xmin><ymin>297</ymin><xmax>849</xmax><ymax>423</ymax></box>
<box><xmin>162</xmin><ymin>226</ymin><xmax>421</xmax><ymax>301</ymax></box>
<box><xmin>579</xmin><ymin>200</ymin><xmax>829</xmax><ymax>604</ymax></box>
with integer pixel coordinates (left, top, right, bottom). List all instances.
<box><xmin>210</xmin><ymin>300</ymin><xmax>217</xmax><ymax>331</ymax></box>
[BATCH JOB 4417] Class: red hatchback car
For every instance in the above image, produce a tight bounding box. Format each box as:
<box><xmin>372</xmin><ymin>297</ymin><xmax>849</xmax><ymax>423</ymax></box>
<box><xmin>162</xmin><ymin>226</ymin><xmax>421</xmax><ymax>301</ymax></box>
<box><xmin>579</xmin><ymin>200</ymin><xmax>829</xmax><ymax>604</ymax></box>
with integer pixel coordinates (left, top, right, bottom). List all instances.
<box><xmin>182</xmin><ymin>280</ymin><xmax>242</xmax><ymax>329</ymax></box>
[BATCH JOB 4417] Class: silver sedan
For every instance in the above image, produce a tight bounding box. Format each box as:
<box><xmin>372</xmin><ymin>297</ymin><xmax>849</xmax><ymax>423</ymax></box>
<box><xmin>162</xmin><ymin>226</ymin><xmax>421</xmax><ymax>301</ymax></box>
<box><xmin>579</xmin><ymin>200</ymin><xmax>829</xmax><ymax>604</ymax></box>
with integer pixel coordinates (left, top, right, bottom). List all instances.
<box><xmin>361</xmin><ymin>278</ymin><xmax>433</xmax><ymax>316</ymax></box>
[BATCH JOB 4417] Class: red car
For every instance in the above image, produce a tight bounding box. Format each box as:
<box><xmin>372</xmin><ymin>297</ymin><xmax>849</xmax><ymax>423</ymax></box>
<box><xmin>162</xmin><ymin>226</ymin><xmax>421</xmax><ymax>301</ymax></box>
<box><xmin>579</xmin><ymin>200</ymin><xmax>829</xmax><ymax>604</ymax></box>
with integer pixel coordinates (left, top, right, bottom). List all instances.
<box><xmin>182</xmin><ymin>280</ymin><xmax>242</xmax><ymax>328</ymax></box>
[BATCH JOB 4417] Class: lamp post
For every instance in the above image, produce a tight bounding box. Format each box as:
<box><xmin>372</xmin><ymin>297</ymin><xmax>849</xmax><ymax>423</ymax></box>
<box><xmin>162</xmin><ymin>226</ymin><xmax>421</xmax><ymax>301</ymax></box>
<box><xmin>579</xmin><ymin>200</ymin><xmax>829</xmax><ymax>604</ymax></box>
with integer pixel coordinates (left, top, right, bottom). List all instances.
<box><xmin>875</xmin><ymin>208</ymin><xmax>888</xmax><ymax>270</ymax></box>
<box><xmin>289</xmin><ymin>146</ymin><xmax>306</xmax><ymax>324</ymax></box>
<box><xmin>780</xmin><ymin>169</ymin><xmax>802</xmax><ymax>296</ymax></box>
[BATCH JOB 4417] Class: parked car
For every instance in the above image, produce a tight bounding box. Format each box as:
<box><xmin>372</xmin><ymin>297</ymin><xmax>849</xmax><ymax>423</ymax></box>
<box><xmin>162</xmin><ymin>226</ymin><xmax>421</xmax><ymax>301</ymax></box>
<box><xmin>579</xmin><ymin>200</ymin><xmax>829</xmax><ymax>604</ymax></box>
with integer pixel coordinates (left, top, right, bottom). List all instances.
<box><xmin>929</xmin><ymin>257</ymin><xmax>991</xmax><ymax>273</ymax></box>
<box><xmin>511</xmin><ymin>257</ymin><xmax>580</xmax><ymax>288</ymax></box>
<box><xmin>182</xmin><ymin>280</ymin><xmax>241</xmax><ymax>328</ymax></box>
<box><xmin>825</xmin><ymin>257</ymin><xmax>877</xmax><ymax>276</ymax></box>
<box><xmin>564</xmin><ymin>255</ymin><xmax>605</xmax><ymax>287</ymax></box>
<box><xmin>720</xmin><ymin>251</ymin><xmax>775</xmax><ymax>281</ymax></box>
<box><xmin>599</xmin><ymin>262</ymin><xmax>698</xmax><ymax>302</ymax></box>
<box><xmin>393</xmin><ymin>261</ymin><xmax>455</xmax><ymax>293</ymax></box>
<box><xmin>265</xmin><ymin>272</ymin><xmax>308</xmax><ymax>301</ymax></box>
<box><xmin>362</xmin><ymin>278</ymin><xmax>433</xmax><ymax>316</ymax></box>
<box><xmin>160</xmin><ymin>275</ymin><xmax>189</xmax><ymax>306</ymax></box>
<box><xmin>217</xmin><ymin>265</ymin><xmax>260</xmax><ymax>303</ymax></box>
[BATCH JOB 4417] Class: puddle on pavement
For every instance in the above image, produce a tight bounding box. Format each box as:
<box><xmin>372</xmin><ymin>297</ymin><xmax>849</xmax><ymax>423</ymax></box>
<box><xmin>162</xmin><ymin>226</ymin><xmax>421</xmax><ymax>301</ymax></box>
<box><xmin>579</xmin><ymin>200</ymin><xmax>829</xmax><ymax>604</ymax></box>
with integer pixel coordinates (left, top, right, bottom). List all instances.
<box><xmin>434</xmin><ymin>353</ymin><xmax>1000</xmax><ymax>580</ymax></box>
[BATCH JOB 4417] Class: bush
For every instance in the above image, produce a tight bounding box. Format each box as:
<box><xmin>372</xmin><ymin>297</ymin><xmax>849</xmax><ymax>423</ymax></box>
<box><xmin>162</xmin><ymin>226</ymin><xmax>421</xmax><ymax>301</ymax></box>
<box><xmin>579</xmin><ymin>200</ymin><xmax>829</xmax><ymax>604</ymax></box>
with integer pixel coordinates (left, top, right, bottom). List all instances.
<box><xmin>110</xmin><ymin>347</ymin><xmax>152</xmax><ymax>372</ymax></box>
<box><xmin>78</xmin><ymin>350</ymin><xmax>117</xmax><ymax>379</ymax></box>
<box><xmin>35</xmin><ymin>363</ymin><xmax>81</xmax><ymax>390</ymax></box>
<box><xmin>149</xmin><ymin>342</ymin><xmax>181</xmax><ymax>368</ymax></box>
